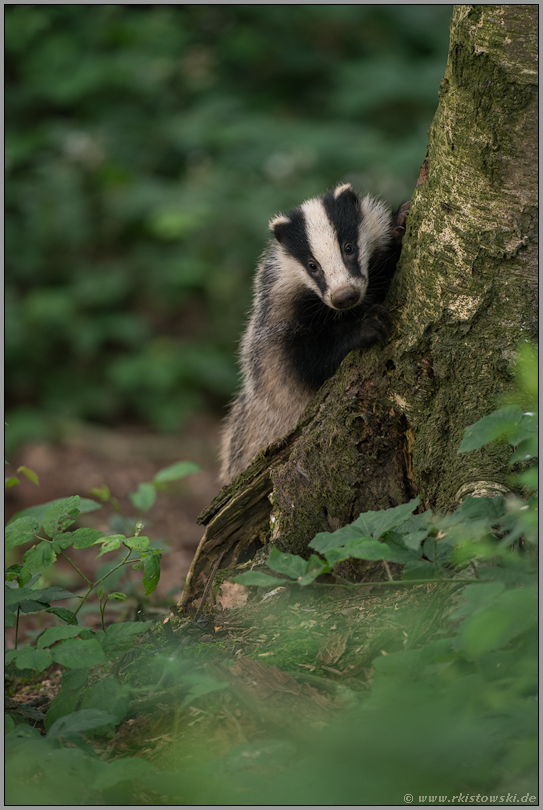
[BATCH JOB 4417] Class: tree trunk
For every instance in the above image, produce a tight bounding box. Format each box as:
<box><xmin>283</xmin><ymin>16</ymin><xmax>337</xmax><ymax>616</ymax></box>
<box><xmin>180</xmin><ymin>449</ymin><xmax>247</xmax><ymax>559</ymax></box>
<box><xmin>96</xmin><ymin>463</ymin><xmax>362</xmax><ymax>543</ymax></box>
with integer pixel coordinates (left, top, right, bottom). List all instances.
<box><xmin>179</xmin><ymin>4</ymin><xmax>538</xmax><ymax>607</ymax></box>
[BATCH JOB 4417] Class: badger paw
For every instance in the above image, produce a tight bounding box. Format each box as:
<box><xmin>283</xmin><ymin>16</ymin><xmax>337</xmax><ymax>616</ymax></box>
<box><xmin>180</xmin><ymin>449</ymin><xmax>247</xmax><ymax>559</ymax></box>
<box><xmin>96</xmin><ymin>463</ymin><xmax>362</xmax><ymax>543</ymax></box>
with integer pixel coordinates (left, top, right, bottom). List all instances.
<box><xmin>360</xmin><ymin>305</ymin><xmax>390</xmax><ymax>346</ymax></box>
<box><xmin>392</xmin><ymin>200</ymin><xmax>410</xmax><ymax>244</ymax></box>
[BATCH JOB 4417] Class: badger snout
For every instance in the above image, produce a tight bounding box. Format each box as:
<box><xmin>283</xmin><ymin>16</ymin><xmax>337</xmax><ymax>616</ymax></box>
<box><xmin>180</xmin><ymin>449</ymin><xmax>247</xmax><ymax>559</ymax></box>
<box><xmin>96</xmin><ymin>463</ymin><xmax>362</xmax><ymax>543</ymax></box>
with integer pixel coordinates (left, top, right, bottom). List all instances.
<box><xmin>330</xmin><ymin>286</ymin><xmax>361</xmax><ymax>310</ymax></box>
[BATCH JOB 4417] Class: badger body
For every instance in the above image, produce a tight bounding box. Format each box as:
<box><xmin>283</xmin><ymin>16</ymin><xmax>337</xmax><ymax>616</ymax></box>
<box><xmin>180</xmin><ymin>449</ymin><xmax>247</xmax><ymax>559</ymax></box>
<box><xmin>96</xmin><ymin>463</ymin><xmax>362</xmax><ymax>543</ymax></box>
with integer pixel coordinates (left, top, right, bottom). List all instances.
<box><xmin>220</xmin><ymin>183</ymin><xmax>406</xmax><ymax>484</ymax></box>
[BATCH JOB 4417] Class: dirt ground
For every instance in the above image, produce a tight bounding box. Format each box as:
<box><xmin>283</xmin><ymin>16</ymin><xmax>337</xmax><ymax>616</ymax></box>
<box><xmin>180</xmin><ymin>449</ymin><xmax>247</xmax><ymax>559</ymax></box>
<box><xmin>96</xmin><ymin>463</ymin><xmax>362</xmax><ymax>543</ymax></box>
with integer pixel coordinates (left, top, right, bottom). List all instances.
<box><xmin>5</xmin><ymin>416</ymin><xmax>224</xmax><ymax>619</ymax></box>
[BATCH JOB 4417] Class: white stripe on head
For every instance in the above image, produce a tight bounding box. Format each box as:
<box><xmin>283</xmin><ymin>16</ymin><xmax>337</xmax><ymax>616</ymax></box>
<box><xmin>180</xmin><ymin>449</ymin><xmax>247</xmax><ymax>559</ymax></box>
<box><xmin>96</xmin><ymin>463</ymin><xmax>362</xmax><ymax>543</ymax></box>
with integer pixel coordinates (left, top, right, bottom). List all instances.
<box><xmin>302</xmin><ymin>197</ymin><xmax>362</xmax><ymax>305</ymax></box>
<box><xmin>302</xmin><ymin>196</ymin><xmax>367</xmax><ymax>308</ymax></box>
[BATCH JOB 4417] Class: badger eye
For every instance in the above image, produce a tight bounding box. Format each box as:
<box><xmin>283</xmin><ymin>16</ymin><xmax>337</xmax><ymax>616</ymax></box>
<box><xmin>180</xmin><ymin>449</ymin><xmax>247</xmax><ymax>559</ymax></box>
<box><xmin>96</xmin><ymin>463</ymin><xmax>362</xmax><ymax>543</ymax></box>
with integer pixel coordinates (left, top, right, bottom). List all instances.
<box><xmin>308</xmin><ymin>261</ymin><xmax>318</xmax><ymax>274</ymax></box>
<box><xmin>344</xmin><ymin>243</ymin><xmax>354</xmax><ymax>255</ymax></box>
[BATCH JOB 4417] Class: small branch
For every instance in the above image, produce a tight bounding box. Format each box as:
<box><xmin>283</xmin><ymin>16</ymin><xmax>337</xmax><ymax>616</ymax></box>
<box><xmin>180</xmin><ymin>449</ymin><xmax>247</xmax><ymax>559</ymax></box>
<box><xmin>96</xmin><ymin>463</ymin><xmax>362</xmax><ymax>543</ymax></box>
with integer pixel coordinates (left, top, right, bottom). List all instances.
<box><xmin>382</xmin><ymin>560</ymin><xmax>394</xmax><ymax>582</ymax></box>
<box><xmin>470</xmin><ymin>560</ymin><xmax>480</xmax><ymax>580</ymax></box>
<box><xmin>72</xmin><ymin>550</ymin><xmax>139</xmax><ymax>618</ymax></box>
<box><xmin>194</xmin><ymin>552</ymin><xmax>224</xmax><ymax>622</ymax></box>
<box><xmin>59</xmin><ymin>550</ymin><xmax>92</xmax><ymax>586</ymax></box>
<box><xmin>73</xmin><ymin>584</ymin><xmax>93</xmax><ymax>617</ymax></box>
<box><xmin>313</xmin><ymin>576</ymin><xmax>482</xmax><ymax>590</ymax></box>
<box><xmin>93</xmin><ymin>549</ymin><xmax>136</xmax><ymax>589</ymax></box>
<box><xmin>332</xmin><ymin>573</ymin><xmax>356</xmax><ymax>587</ymax></box>
<box><xmin>15</xmin><ymin>608</ymin><xmax>20</xmax><ymax>650</ymax></box>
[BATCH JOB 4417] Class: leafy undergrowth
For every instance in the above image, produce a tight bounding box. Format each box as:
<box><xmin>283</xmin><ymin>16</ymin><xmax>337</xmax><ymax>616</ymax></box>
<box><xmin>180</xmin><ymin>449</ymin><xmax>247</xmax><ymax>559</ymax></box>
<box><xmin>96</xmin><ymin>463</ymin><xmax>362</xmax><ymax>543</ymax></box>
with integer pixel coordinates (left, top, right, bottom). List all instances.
<box><xmin>5</xmin><ymin>345</ymin><xmax>538</xmax><ymax>805</ymax></box>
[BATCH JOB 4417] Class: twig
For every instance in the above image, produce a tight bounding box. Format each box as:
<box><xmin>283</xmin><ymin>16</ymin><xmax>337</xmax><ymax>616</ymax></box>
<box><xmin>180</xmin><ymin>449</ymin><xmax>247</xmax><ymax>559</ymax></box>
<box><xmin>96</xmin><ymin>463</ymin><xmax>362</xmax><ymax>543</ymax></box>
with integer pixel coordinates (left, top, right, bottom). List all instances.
<box><xmin>194</xmin><ymin>552</ymin><xmax>224</xmax><ymax>622</ymax></box>
<box><xmin>15</xmin><ymin>608</ymin><xmax>20</xmax><ymax>650</ymax></box>
<box><xmin>312</xmin><ymin>576</ymin><xmax>482</xmax><ymax>589</ymax></box>
<box><xmin>59</xmin><ymin>550</ymin><xmax>92</xmax><ymax>586</ymax></box>
<box><xmin>382</xmin><ymin>560</ymin><xmax>394</xmax><ymax>582</ymax></box>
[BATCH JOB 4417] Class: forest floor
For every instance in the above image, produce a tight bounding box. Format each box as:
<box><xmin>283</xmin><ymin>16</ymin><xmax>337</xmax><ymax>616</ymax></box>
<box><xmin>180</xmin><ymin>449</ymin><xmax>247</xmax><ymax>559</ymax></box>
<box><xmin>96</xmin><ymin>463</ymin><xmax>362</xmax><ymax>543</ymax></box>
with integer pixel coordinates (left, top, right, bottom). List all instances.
<box><xmin>5</xmin><ymin>421</ymin><xmax>451</xmax><ymax>801</ymax></box>
<box><xmin>5</xmin><ymin>416</ymin><xmax>223</xmax><ymax>640</ymax></box>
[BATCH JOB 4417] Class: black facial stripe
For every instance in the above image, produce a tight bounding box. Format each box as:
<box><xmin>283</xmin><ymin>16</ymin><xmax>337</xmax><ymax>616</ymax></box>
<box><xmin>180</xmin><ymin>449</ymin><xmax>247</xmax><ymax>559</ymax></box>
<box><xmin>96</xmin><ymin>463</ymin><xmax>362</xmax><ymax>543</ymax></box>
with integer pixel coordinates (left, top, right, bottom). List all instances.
<box><xmin>322</xmin><ymin>189</ymin><xmax>363</xmax><ymax>277</ymax></box>
<box><xmin>273</xmin><ymin>208</ymin><xmax>310</xmax><ymax>265</ymax></box>
<box><xmin>273</xmin><ymin>208</ymin><xmax>327</xmax><ymax>295</ymax></box>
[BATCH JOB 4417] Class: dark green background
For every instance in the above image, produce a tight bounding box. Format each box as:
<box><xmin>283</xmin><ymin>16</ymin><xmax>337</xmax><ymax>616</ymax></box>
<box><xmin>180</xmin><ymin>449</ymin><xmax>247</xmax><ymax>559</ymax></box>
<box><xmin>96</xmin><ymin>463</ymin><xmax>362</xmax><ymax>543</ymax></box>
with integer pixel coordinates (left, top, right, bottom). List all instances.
<box><xmin>5</xmin><ymin>4</ymin><xmax>452</xmax><ymax>453</ymax></box>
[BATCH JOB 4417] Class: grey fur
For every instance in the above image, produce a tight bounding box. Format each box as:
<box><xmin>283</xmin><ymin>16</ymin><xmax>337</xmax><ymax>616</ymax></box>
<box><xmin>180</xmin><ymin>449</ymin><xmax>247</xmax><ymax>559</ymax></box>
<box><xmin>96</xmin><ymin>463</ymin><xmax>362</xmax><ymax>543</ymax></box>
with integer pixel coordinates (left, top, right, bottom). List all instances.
<box><xmin>219</xmin><ymin>184</ymin><xmax>397</xmax><ymax>484</ymax></box>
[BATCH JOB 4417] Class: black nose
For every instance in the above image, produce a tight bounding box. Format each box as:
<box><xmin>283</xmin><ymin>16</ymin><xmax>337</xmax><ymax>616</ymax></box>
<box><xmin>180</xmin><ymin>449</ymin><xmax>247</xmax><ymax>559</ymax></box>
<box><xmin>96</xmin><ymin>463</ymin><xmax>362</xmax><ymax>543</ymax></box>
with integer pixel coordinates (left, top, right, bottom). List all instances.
<box><xmin>330</xmin><ymin>286</ymin><xmax>361</xmax><ymax>310</ymax></box>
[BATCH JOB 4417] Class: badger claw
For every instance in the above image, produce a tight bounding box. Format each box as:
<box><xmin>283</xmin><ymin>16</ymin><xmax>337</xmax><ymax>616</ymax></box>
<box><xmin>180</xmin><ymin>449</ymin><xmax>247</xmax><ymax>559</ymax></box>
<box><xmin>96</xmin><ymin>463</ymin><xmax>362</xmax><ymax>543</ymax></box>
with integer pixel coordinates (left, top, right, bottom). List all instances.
<box><xmin>360</xmin><ymin>305</ymin><xmax>390</xmax><ymax>346</ymax></box>
<box><xmin>392</xmin><ymin>200</ymin><xmax>410</xmax><ymax>243</ymax></box>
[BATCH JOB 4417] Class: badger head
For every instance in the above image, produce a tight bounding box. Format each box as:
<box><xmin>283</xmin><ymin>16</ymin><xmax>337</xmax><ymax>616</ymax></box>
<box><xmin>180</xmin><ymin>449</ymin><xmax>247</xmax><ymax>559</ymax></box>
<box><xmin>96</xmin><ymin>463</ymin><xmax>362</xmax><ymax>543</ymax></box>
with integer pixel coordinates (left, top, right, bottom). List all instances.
<box><xmin>269</xmin><ymin>183</ymin><xmax>392</xmax><ymax>311</ymax></box>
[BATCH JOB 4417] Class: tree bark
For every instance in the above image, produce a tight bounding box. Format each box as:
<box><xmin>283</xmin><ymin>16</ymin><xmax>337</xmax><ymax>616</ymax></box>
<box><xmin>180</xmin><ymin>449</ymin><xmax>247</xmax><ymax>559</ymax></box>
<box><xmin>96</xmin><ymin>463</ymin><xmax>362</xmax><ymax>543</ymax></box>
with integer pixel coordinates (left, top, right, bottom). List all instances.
<box><xmin>179</xmin><ymin>4</ymin><xmax>538</xmax><ymax>607</ymax></box>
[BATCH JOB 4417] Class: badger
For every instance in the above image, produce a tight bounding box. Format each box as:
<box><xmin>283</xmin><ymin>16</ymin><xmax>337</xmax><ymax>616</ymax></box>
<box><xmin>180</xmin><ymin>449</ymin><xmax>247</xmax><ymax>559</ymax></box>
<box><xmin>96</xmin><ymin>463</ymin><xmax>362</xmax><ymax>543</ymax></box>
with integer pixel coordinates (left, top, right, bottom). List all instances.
<box><xmin>219</xmin><ymin>183</ymin><xmax>409</xmax><ymax>484</ymax></box>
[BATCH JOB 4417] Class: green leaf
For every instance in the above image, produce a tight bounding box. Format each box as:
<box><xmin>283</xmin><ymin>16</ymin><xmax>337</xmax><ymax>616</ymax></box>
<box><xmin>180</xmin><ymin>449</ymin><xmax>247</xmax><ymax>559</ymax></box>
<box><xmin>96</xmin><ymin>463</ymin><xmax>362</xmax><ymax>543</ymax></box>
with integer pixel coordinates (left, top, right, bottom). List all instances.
<box><xmin>388</xmin><ymin>511</ymin><xmax>434</xmax><ymax>551</ymax></box>
<box><xmin>153</xmin><ymin>460</ymin><xmax>201</xmax><ymax>483</ymax></box>
<box><xmin>36</xmin><ymin>585</ymin><xmax>76</xmax><ymax>601</ymax></box>
<box><xmin>16</xmin><ymin>465</ymin><xmax>39</xmax><ymax>485</ymax></box>
<box><xmin>9</xmin><ymin>497</ymin><xmax>101</xmax><ymax>526</ymax></box>
<box><xmin>141</xmin><ymin>551</ymin><xmax>161</xmax><ymax>594</ymax></box>
<box><xmin>80</xmin><ymin>677</ymin><xmax>130</xmax><ymax>726</ymax></box>
<box><xmin>329</xmin><ymin>536</ymin><xmax>409</xmax><ymax>566</ymax></box>
<box><xmin>46</xmin><ymin>607</ymin><xmax>78</xmax><ymax>625</ymax></box>
<box><xmin>311</xmin><ymin>500</ymin><xmax>421</xmax><ymax>554</ymax></box>
<box><xmin>400</xmin><ymin>528</ymin><xmax>432</xmax><ymax>551</ymax></box>
<box><xmin>129</xmin><ymin>482</ymin><xmax>156</xmax><ymax>512</ymax></box>
<box><xmin>98</xmin><ymin>620</ymin><xmax>153</xmax><ymax>657</ymax></box>
<box><xmin>5</xmin><ymin>516</ymin><xmax>40</xmax><ymax>551</ymax></box>
<box><xmin>70</xmin><ymin>528</ymin><xmax>105</xmax><ymax>549</ymax></box>
<box><xmin>10</xmin><ymin>646</ymin><xmax>53</xmax><ymax>673</ymax></box>
<box><xmin>5</xmin><ymin>563</ymin><xmax>22</xmax><ymax>580</ymax></box>
<box><xmin>42</xmin><ymin>496</ymin><xmax>81</xmax><ymax>537</ymax></box>
<box><xmin>123</xmin><ymin>535</ymin><xmax>150</xmax><ymax>552</ymax></box>
<box><xmin>37</xmin><ymin>625</ymin><xmax>85</xmax><ymax>648</ymax></box>
<box><xmin>52</xmin><ymin>534</ymin><xmax>79</xmax><ymax>551</ymax></box>
<box><xmin>95</xmin><ymin>535</ymin><xmax>125</xmax><ymax>556</ymax></box>
<box><xmin>90</xmin><ymin>485</ymin><xmax>111</xmax><ymax>502</ymax></box>
<box><xmin>453</xmin><ymin>582</ymin><xmax>506</xmax><ymax>615</ymax></box>
<box><xmin>4</xmin><ymin>476</ymin><xmax>20</xmax><ymax>488</ymax></box>
<box><xmin>109</xmin><ymin>592</ymin><xmax>127</xmax><ymax>602</ymax></box>
<box><xmin>437</xmin><ymin>496</ymin><xmax>505</xmax><ymax>531</ymax></box>
<box><xmin>48</xmin><ymin>709</ymin><xmax>118</xmax><ymax>739</ymax></box>
<box><xmin>16</xmin><ymin>599</ymin><xmax>49</xmax><ymax>614</ymax></box>
<box><xmin>51</xmin><ymin>638</ymin><xmax>108</xmax><ymax>668</ymax></box>
<box><xmin>310</xmin><ymin>524</ymin><xmax>369</xmax><ymax>554</ymax></box>
<box><xmin>508</xmin><ymin>436</ymin><xmax>538</xmax><ymax>465</ymax></box>
<box><xmin>180</xmin><ymin>673</ymin><xmax>229</xmax><ymax>707</ymax></box>
<box><xmin>5</xmin><ymin>584</ymin><xmax>74</xmax><ymax>610</ymax></box>
<box><xmin>401</xmin><ymin>560</ymin><xmax>437</xmax><ymax>580</ymax></box>
<box><xmin>458</xmin><ymin>406</ymin><xmax>525</xmax><ymax>453</ymax></box>
<box><xmin>460</xmin><ymin>587</ymin><xmax>537</xmax><ymax>658</ymax></box>
<box><xmin>266</xmin><ymin>546</ymin><xmax>308</xmax><ymax>580</ymax></box>
<box><xmin>93</xmin><ymin>758</ymin><xmax>157</xmax><ymax>791</ymax></box>
<box><xmin>45</xmin><ymin>669</ymin><xmax>89</xmax><ymax>729</ymax></box>
<box><xmin>231</xmin><ymin>571</ymin><xmax>287</xmax><ymax>587</ymax></box>
<box><xmin>345</xmin><ymin>537</ymin><xmax>395</xmax><ymax>561</ymax></box>
<box><xmin>353</xmin><ymin>497</ymin><xmax>421</xmax><ymax>540</ymax></box>
<box><xmin>297</xmin><ymin>555</ymin><xmax>329</xmax><ymax>585</ymax></box>
<box><xmin>22</xmin><ymin>540</ymin><xmax>57</xmax><ymax>570</ymax></box>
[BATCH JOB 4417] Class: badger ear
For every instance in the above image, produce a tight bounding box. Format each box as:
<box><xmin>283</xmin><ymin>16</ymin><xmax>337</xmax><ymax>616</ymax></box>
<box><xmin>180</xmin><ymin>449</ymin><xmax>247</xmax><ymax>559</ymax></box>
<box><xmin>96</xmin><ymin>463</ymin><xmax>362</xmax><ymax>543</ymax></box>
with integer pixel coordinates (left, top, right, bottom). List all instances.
<box><xmin>269</xmin><ymin>214</ymin><xmax>290</xmax><ymax>243</ymax></box>
<box><xmin>333</xmin><ymin>182</ymin><xmax>361</xmax><ymax>213</ymax></box>
<box><xmin>333</xmin><ymin>182</ymin><xmax>354</xmax><ymax>199</ymax></box>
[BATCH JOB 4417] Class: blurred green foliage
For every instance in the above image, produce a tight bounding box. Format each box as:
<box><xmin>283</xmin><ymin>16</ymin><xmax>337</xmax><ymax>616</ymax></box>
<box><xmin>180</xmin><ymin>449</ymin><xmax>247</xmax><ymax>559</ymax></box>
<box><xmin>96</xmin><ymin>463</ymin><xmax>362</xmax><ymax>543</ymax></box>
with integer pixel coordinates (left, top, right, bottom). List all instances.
<box><xmin>5</xmin><ymin>4</ymin><xmax>452</xmax><ymax>451</ymax></box>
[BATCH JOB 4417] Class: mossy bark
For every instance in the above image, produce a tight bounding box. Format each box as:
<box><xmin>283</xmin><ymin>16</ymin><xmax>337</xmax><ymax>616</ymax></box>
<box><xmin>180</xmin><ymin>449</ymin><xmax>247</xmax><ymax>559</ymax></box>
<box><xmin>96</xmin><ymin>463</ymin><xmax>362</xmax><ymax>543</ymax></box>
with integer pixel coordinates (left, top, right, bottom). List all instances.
<box><xmin>389</xmin><ymin>3</ymin><xmax>538</xmax><ymax>512</ymax></box>
<box><xmin>179</xmin><ymin>5</ymin><xmax>538</xmax><ymax>606</ymax></box>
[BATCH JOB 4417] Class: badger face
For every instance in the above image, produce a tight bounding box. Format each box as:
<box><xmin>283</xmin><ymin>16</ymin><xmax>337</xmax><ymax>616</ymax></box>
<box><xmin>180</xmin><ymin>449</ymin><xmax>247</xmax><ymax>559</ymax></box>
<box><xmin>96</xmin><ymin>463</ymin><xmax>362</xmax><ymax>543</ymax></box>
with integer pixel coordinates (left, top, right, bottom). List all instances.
<box><xmin>270</xmin><ymin>183</ymin><xmax>392</xmax><ymax>311</ymax></box>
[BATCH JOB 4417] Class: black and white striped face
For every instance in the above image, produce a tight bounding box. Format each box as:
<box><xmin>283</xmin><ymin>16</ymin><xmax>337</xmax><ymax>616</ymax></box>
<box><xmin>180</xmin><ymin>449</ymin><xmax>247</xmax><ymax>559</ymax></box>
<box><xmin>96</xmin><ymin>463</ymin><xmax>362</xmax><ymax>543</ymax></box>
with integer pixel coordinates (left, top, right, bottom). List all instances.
<box><xmin>269</xmin><ymin>183</ymin><xmax>392</xmax><ymax>310</ymax></box>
